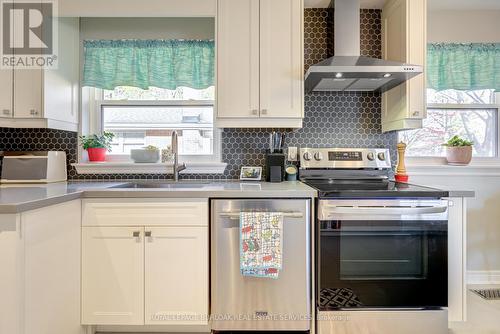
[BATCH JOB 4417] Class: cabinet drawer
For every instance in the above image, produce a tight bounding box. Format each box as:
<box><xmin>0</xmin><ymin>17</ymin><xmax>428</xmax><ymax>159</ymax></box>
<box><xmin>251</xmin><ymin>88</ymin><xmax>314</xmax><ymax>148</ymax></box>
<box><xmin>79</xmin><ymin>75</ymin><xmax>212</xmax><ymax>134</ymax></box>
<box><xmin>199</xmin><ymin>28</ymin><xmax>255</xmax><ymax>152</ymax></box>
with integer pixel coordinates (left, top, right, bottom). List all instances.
<box><xmin>82</xmin><ymin>199</ymin><xmax>208</xmax><ymax>227</ymax></box>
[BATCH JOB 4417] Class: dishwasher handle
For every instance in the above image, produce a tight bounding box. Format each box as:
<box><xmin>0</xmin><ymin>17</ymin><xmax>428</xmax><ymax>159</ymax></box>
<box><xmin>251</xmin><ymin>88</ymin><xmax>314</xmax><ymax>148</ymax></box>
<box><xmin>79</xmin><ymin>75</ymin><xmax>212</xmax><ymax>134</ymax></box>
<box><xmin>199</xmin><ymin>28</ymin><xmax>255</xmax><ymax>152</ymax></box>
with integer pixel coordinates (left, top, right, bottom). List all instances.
<box><xmin>219</xmin><ymin>211</ymin><xmax>303</xmax><ymax>219</ymax></box>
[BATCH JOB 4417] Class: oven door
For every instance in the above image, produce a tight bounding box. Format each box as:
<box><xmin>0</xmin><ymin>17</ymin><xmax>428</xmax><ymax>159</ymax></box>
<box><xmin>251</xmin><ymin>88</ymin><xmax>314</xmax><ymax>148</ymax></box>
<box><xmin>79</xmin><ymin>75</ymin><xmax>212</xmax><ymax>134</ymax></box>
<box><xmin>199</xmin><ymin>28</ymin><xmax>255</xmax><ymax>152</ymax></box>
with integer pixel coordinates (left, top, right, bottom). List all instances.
<box><xmin>317</xmin><ymin>199</ymin><xmax>448</xmax><ymax>310</ymax></box>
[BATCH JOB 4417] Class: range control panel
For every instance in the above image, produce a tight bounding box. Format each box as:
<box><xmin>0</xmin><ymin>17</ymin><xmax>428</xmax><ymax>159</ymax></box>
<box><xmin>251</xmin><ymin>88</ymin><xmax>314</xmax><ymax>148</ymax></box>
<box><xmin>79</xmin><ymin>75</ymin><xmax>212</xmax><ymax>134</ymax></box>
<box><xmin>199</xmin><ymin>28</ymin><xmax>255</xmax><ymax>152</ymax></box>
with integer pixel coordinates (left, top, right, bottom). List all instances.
<box><xmin>299</xmin><ymin>148</ymin><xmax>391</xmax><ymax>169</ymax></box>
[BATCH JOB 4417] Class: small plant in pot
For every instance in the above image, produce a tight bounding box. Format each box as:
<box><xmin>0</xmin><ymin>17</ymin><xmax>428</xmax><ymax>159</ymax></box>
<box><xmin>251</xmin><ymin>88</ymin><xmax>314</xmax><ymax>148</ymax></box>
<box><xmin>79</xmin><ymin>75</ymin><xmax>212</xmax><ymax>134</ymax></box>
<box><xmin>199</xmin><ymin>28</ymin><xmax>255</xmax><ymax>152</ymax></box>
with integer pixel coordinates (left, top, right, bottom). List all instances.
<box><xmin>442</xmin><ymin>135</ymin><xmax>473</xmax><ymax>165</ymax></box>
<box><xmin>79</xmin><ymin>132</ymin><xmax>115</xmax><ymax>162</ymax></box>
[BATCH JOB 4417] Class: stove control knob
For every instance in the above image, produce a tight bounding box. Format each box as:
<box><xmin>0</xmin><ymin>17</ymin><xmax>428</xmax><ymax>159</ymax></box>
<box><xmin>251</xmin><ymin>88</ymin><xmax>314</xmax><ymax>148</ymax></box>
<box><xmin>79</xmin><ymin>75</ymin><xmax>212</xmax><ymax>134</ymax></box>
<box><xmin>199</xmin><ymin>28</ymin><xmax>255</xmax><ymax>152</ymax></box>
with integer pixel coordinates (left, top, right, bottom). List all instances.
<box><xmin>377</xmin><ymin>152</ymin><xmax>386</xmax><ymax>161</ymax></box>
<box><xmin>314</xmin><ymin>152</ymin><xmax>324</xmax><ymax>161</ymax></box>
<box><xmin>303</xmin><ymin>152</ymin><xmax>313</xmax><ymax>161</ymax></box>
<box><xmin>367</xmin><ymin>152</ymin><xmax>375</xmax><ymax>161</ymax></box>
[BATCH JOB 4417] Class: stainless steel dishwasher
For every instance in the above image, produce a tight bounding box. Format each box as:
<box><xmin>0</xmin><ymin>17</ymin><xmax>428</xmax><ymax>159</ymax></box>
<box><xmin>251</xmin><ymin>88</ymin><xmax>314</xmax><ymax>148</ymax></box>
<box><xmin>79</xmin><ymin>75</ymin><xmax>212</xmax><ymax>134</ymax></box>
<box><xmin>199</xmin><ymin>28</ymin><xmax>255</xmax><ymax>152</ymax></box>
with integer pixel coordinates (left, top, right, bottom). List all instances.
<box><xmin>211</xmin><ymin>199</ymin><xmax>311</xmax><ymax>331</ymax></box>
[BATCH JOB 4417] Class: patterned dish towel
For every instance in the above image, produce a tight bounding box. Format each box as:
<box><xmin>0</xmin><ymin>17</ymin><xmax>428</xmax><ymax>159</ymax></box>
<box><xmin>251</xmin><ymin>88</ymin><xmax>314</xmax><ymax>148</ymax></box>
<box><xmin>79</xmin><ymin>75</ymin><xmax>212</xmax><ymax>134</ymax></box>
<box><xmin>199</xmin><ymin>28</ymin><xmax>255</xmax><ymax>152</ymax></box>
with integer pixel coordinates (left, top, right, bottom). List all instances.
<box><xmin>240</xmin><ymin>212</ymin><xmax>283</xmax><ymax>279</ymax></box>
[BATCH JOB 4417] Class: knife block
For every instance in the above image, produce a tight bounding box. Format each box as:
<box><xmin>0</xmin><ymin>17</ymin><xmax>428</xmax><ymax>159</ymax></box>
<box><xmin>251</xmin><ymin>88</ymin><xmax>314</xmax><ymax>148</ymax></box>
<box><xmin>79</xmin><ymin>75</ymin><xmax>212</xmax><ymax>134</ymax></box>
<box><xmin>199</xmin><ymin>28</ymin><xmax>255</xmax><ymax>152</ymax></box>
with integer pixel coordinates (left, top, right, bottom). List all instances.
<box><xmin>265</xmin><ymin>152</ymin><xmax>285</xmax><ymax>183</ymax></box>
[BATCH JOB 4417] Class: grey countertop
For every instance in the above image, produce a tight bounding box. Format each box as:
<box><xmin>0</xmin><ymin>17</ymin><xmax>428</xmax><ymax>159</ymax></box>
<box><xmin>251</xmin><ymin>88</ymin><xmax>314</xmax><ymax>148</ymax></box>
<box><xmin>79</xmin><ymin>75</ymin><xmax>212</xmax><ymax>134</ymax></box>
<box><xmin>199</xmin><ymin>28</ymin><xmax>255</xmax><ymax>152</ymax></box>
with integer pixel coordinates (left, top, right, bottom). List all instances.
<box><xmin>0</xmin><ymin>180</ymin><xmax>475</xmax><ymax>214</ymax></box>
<box><xmin>0</xmin><ymin>181</ymin><xmax>317</xmax><ymax>214</ymax></box>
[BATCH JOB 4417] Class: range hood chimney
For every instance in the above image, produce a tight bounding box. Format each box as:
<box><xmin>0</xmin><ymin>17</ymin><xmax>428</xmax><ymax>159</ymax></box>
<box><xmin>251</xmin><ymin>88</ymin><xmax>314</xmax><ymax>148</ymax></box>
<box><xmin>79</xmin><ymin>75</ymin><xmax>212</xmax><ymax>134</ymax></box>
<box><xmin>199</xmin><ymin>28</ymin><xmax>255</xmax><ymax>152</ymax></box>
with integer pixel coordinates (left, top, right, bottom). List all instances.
<box><xmin>304</xmin><ymin>0</ymin><xmax>422</xmax><ymax>93</ymax></box>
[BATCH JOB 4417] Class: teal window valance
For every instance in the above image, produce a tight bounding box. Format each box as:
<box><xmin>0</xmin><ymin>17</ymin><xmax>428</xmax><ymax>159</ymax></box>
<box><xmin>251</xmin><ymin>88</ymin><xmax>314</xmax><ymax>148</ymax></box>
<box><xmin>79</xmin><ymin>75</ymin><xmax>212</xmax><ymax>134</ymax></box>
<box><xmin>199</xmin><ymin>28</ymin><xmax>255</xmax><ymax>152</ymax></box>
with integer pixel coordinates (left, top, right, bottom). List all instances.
<box><xmin>83</xmin><ymin>39</ymin><xmax>215</xmax><ymax>91</ymax></box>
<box><xmin>427</xmin><ymin>43</ymin><xmax>500</xmax><ymax>92</ymax></box>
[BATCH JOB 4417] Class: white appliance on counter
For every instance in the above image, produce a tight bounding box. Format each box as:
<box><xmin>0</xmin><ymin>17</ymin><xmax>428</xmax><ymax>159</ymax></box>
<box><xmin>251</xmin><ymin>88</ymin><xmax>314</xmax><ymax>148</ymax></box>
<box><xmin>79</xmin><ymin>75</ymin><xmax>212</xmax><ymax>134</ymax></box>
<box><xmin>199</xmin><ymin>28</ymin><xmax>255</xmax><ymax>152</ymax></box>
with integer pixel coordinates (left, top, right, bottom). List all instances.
<box><xmin>211</xmin><ymin>199</ymin><xmax>311</xmax><ymax>331</ymax></box>
<box><xmin>1</xmin><ymin>151</ymin><xmax>67</xmax><ymax>183</ymax></box>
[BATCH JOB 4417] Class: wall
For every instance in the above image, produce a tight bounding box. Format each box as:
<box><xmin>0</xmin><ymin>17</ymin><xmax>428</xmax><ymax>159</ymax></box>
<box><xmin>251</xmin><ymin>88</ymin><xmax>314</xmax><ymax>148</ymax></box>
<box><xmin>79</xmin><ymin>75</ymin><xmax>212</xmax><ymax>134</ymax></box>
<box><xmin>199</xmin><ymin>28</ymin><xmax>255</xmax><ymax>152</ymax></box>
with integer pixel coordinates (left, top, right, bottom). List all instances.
<box><xmin>414</xmin><ymin>10</ymin><xmax>500</xmax><ymax>276</ymax></box>
<box><xmin>0</xmin><ymin>9</ymin><xmax>397</xmax><ymax>180</ymax></box>
<box><xmin>428</xmin><ymin>10</ymin><xmax>500</xmax><ymax>43</ymax></box>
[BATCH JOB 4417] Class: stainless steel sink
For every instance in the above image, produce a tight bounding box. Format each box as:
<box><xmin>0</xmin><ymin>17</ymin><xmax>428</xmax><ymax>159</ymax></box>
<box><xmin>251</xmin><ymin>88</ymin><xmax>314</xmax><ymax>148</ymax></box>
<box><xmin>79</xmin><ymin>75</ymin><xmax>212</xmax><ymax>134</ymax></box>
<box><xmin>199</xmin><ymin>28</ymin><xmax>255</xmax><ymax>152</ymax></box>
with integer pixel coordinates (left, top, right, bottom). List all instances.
<box><xmin>111</xmin><ymin>181</ymin><xmax>212</xmax><ymax>189</ymax></box>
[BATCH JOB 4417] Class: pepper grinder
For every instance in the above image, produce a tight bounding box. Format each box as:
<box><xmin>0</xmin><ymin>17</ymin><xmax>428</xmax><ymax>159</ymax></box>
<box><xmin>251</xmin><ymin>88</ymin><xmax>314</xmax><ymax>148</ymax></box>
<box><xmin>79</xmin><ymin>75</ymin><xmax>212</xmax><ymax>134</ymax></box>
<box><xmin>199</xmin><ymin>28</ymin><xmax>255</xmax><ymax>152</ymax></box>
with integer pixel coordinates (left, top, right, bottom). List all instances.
<box><xmin>395</xmin><ymin>142</ymin><xmax>409</xmax><ymax>183</ymax></box>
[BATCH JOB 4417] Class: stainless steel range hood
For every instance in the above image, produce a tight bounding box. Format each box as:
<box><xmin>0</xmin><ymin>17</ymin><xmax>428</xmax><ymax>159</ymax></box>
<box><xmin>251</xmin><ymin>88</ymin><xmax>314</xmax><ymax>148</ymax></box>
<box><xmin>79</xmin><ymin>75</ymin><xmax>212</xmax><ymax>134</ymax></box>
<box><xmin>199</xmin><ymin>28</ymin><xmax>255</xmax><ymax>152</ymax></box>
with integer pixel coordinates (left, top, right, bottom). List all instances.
<box><xmin>305</xmin><ymin>0</ymin><xmax>422</xmax><ymax>93</ymax></box>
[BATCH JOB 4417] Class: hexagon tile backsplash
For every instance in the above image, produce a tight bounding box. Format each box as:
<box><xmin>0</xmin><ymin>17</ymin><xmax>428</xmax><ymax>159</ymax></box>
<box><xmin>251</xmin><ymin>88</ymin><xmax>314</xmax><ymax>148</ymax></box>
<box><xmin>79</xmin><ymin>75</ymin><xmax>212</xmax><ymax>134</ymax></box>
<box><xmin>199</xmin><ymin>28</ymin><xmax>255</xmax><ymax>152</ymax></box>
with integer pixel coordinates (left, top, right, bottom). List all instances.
<box><xmin>0</xmin><ymin>8</ymin><xmax>397</xmax><ymax>181</ymax></box>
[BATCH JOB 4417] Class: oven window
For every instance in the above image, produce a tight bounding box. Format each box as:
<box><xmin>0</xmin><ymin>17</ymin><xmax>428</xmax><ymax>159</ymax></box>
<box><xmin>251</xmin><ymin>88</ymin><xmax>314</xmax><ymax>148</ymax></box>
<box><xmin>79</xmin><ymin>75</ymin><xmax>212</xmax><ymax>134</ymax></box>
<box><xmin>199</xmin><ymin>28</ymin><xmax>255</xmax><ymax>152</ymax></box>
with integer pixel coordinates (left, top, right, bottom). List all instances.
<box><xmin>340</xmin><ymin>232</ymin><xmax>426</xmax><ymax>280</ymax></box>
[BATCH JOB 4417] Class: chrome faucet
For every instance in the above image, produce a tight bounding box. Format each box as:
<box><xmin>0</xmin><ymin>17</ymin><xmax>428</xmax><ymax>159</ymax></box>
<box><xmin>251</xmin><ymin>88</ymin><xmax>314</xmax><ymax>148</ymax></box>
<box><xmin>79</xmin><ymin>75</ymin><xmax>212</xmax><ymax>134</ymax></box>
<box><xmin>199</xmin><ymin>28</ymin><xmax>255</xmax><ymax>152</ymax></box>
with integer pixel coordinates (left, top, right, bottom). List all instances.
<box><xmin>171</xmin><ymin>130</ymin><xmax>186</xmax><ymax>181</ymax></box>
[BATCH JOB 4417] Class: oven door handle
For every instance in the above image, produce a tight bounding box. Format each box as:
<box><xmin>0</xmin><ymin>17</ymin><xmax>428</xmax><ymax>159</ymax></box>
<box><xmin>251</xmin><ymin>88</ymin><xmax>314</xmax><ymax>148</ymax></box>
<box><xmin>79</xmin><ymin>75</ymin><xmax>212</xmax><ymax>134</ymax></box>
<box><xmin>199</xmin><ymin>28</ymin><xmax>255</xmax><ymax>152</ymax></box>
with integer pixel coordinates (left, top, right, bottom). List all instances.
<box><xmin>321</xmin><ymin>206</ymin><xmax>448</xmax><ymax>216</ymax></box>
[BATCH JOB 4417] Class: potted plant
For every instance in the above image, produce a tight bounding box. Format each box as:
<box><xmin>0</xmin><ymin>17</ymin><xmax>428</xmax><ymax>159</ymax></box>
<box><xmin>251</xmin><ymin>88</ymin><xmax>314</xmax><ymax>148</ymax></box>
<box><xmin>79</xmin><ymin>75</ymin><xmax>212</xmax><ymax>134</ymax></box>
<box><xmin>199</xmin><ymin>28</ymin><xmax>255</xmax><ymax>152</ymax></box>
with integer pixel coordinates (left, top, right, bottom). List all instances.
<box><xmin>130</xmin><ymin>145</ymin><xmax>161</xmax><ymax>163</ymax></box>
<box><xmin>442</xmin><ymin>135</ymin><xmax>473</xmax><ymax>165</ymax></box>
<box><xmin>79</xmin><ymin>132</ymin><xmax>114</xmax><ymax>162</ymax></box>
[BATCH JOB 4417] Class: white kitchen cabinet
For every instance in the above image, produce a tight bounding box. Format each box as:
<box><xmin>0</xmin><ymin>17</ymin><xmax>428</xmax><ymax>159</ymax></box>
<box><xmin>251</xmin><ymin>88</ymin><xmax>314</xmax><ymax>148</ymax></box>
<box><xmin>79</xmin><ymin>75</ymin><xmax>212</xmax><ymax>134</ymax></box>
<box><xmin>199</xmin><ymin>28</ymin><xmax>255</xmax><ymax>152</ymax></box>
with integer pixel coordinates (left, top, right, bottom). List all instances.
<box><xmin>145</xmin><ymin>227</ymin><xmax>208</xmax><ymax>325</ymax></box>
<box><xmin>81</xmin><ymin>198</ymin><xmax>209</xmax><ymax>328</ymax></box>
<box><xmin>0</xmin><ymin>69</ymin><xmax>13</xmax><ymax>118</ymax></box>
<box><xmin>216</xmin><ymin>0</ymin><xmax>260</xmax><ymax>120</ymax></box>
<box><xmin>0</xmin><ymin>17</ymin><xmax>79</xmax><ymax>131</ymax></box>
<box><xmin>0</xmin><ymin>200</ymin><xmax>83</xmax><ymax>334</ymax></box>
<box><xmin>216</xmin><ymin>0</ymin><xmax>304</xmax><ymax>128</ymax></box>
<box><xmin>22</xmin><ymin>200</ymin><xmax>83</xmax><ymax>334</ymax></box>
<box><xmin>0</xmin><ymin>215</ymin><xmax>23</xmax><ymax>334</ymax></box>
<box><xmin>381</xmin><ymin>0</ymin><xmax>427</xmax><ymax>132</ymax></box>
<box><xmin>447</xmin><ymin>197</ymin><xmax>467</xmax><ymax>323</ymax></box>
<box><xmin>81</xmin><ymin>227</ymin><xmax>145</xmax><ymax>325</ymax></box>
<box><xmin>13</xmin><ymin>69</ymin><xmax>43</xmax><ymax>118</ymax></box>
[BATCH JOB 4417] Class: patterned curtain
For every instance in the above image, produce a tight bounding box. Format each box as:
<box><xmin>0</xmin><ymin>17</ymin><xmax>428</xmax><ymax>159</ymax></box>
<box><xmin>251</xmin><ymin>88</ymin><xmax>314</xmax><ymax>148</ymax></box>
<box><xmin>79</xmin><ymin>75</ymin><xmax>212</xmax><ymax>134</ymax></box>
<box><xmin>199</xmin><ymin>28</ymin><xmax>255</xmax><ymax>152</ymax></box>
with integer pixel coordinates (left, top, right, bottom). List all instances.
<box><xmin>427</xmin><ymin>43</ymin><xmax>500</xmax><ymax>92</ymax></box>
<box><xmin>83</xmin><ymin>39</ymin><xmax>215</xmax><ymax>90</ymax></box>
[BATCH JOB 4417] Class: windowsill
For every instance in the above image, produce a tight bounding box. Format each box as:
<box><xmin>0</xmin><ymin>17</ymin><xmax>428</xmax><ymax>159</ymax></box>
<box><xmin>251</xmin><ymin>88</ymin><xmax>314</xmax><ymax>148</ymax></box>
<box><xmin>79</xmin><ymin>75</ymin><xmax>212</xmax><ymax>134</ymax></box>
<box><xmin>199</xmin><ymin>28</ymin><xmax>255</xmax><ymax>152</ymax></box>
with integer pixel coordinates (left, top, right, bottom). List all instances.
<box><xmin>406</xmin><ymin>158</ymin><xmax>500</xmax><ymax>176</ymax></box>
<box><xmin>72</xmin><ymin>162</ymin><xmax>227</xmax><ymax>175</ymax></box>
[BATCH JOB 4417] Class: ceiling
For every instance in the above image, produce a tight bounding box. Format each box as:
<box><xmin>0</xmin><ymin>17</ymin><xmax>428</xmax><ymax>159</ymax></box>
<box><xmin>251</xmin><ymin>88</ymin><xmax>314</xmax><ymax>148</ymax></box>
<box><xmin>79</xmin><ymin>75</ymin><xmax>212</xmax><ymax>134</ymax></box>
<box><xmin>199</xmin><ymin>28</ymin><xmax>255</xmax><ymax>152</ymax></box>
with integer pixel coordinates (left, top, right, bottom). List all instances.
<box><xmin>304</xmin><ymin>0</ymin><xmax>500</xmax><ymax>10</ymax></box>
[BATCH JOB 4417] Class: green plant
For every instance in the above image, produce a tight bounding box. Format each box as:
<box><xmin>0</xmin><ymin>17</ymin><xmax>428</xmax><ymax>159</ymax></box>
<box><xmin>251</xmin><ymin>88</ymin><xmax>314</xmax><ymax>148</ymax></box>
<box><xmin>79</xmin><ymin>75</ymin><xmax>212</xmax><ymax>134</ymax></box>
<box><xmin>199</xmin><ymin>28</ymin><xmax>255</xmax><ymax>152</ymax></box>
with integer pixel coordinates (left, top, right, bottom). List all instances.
<box><xmin>442</xmin><ymin>135</ymin><xmax>474</xmax><ymax>147</ymax></box>
<box><xmin>143</xmin><ymin>145</ymin><xmax>159</xmax><ymax>151</ymax></box>
<box><xmin>79</xmin><ymin>132</ymin><xmax>115</xmax><ymax>151</ymax></box>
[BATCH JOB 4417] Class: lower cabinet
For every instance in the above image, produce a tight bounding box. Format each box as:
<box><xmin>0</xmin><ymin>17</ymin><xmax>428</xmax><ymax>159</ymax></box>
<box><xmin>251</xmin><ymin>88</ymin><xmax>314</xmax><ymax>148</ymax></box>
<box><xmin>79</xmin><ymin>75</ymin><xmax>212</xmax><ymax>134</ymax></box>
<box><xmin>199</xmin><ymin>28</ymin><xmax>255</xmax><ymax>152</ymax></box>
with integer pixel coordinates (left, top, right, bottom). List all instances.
<box><xmin>0</xmin><ymin>200</ymin><xmax>83</xmax><ymax>334</ymax></box>
<box><xmin>81</xmin><ymin>199</ymin><xmax>209</xmax><ymax>327</ymax></box>
<box><xmin>82</xmin><ymin>227</ymin><xmax>145</xmax><ymax>325</ymax></box>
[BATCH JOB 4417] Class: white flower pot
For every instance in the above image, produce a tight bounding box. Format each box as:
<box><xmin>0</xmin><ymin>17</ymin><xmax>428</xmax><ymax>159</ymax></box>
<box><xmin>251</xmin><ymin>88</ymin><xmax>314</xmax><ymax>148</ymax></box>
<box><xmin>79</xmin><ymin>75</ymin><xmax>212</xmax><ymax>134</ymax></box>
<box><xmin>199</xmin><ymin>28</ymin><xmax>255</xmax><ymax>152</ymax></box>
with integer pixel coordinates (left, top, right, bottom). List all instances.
<box><xmin>446</xmin><ymin>146</ymin><xmax>472</xmax><ymax>165</ymax></box>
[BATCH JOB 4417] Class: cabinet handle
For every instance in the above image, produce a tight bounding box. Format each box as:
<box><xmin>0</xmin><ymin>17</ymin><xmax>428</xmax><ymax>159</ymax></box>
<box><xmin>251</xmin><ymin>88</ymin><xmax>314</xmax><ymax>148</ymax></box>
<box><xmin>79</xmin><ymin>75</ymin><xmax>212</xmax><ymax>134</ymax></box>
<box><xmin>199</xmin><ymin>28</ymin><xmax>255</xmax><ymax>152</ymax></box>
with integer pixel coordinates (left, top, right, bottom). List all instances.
<box><xmin>145</xmin><ymin>231</ymin><xmax>152</xmax><ymax>237</ymax></box>
<box><xmin>251</xmin><ymin>109</ymin><xmax>258</xmax><ymax>116</ymax></box>
<box><xmin>2</xmin><ymin>109</ymin><xmax>10</xmax><ymax>115</ymax></box>
<box><xmin>261</xmin><ymin>109</ymin><xmax>268</xmax><ymax>115</ymax></box>
<box><xmin>132</xmin><ymin>231</ymin><xmax>140</xmax><ymax>238</ymax></box>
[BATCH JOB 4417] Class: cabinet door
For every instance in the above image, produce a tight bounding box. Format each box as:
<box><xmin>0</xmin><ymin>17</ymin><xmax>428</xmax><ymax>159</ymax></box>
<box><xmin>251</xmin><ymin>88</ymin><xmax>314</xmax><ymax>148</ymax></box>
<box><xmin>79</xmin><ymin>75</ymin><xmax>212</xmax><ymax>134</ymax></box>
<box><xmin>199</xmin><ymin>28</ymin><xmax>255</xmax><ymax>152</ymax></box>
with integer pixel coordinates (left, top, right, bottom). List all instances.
<box><xmin>13</xmin><ymin>69</ymin><xmax>43</xmax><ymax>118</ymax></box>
<box><xmin>259</xmin><ymin>0</ymin><xmax>303</xmax><ymax>119</ymax></box>
<box><xmin>43</xmin><ymin>17</ymin><xmax>79</xmax><ymax>124</ymax></box>
<box><xmin>0</xmin><ymin>215</ymin><xmax>23</xmax><ymax>334</ymax></box>
<box><xmin>82</xmin><ymin>227</ymin><xmax>144</xmax><ymax>325</ymax></box>
<box><xmin>217</xmin><ymin>0</ymin><xmax>260</xmax><ymax>119</ymax></box>
<box><xmin>22</xmin><ymin>200</ymin><xmax>83</xmax><ymax>334</ymax></box>
<box><xmin>145</xmin><ymin>226</ymin><xmax>208</xmax><ymax>325</ymax></box>
<box><xmin>381</xmin><ymin>0</ymin><xmax>426</xmax><ymax>132</ymax></box>
<box><xmin>0</xmin><ymin>69</ymin><xmax>13</xmax><ymax>118</ymax></box>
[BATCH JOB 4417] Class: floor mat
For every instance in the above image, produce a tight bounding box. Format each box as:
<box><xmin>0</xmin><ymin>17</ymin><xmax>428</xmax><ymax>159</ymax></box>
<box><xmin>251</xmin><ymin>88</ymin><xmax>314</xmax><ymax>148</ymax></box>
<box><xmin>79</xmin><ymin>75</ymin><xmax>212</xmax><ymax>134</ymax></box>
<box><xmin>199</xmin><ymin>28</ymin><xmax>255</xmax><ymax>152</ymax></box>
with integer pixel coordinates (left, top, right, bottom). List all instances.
<box><xmin>319</xmin><ymin>287</ymin><xmax>363</xmax><ymax>308</ymax></box>
<box><xmin>471</xmin><ymin>288</ymin><xmax>500</xmax><ymax>300</ymax></box>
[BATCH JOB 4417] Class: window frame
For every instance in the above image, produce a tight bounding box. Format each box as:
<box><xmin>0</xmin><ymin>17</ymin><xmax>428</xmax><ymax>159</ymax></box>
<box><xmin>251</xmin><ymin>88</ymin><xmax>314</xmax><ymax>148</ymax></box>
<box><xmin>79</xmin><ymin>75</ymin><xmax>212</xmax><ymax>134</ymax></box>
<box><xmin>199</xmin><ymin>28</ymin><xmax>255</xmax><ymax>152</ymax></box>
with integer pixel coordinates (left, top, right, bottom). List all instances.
<box><xmin>404</xmin><ymin>92</ymin><xmax>500</xmax><ymax>166</ymax></box>
<box><xmin>86</xmin><ymin>87</ymin><xmax>221</xmax><ymax>164</ymax></box>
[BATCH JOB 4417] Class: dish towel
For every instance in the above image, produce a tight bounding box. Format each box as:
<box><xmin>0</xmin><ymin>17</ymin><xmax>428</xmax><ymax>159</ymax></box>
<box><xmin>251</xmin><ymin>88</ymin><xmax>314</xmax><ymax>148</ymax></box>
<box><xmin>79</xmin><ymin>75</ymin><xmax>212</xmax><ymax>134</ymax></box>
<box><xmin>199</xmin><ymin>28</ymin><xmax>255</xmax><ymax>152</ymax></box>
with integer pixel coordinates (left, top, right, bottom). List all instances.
<box><xmin>240</xmin><ymin>212</ymin><xmax>283</xmax><ymax>279</ymax></box>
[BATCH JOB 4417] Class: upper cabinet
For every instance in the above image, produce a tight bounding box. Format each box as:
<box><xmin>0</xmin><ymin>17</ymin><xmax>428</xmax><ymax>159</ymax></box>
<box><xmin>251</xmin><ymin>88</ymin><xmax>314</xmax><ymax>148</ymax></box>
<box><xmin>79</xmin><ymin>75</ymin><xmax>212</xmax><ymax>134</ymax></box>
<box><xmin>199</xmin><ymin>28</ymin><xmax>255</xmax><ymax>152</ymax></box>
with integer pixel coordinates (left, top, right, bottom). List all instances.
<box><xmin>0</xmin><ymin>18</ymin><xmax>79</xmax><ymax>131</ymax></box>
<box><xmin>381</xmin><ymin>0</ymin><xmax>427</xmax><ymax>133</ymax></box>
<box><xmin>216</xmin><ymin>0</ymin><xmax>304</xmax><ymax>128</ymax></box>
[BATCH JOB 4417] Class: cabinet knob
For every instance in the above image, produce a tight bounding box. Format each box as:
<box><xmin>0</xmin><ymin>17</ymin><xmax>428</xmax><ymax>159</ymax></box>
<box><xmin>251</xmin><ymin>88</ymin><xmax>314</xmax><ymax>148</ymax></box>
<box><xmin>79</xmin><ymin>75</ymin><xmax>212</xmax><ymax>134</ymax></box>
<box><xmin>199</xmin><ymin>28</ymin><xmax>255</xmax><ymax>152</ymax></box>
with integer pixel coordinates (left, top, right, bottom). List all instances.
<box><xmin>145</xmin><ymin>231</ymin><xmax>152</xmax><ymax>237</ymax></box>
<box><xmin>412</xmin><ymin>111</ymin><xmax>420</xmax><ymax>117</ymax></box>
<box><xmin>30</xmin><ymin>109</ymin><xmax>39</xmax><ymax>116</ymax></box>
<box><xmin>2</xmin><ymin>109</ymin><xmax>10</xmax><ymax>115</ymax></box>
<box><xmin>261</xmin><ymin>109</ymin><xmax>268</xmax><ymax>115</ymax></box>
<box><xmin>132</xmin><ymin>231</ymin><xmax>140</xmax><ymax>238</ymax></box>
<box><xmin>251</xmin><ymin>109</ymin><xmax>258</xmax><ymax>116</ymax></box>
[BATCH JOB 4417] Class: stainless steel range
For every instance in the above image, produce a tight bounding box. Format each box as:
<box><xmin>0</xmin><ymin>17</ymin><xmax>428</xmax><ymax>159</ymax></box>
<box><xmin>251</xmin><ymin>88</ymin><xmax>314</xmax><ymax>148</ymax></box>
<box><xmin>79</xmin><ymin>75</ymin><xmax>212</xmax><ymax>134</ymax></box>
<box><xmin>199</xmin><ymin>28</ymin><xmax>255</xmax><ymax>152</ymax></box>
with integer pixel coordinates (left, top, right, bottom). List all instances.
<box><xmin>299</xmin><ymin>148</ymin><xmax>449</xmax><ymax>334</ymax></box>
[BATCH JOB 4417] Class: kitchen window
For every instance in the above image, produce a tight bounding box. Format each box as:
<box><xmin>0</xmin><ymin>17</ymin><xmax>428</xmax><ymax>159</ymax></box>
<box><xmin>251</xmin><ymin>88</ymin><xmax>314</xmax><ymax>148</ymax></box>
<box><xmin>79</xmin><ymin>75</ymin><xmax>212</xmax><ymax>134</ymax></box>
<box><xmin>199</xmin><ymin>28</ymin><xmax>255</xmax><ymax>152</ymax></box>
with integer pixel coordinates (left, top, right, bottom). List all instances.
<box><xmin>80</xmin><ymin>38</ymin><xmax>222</xmax><ymax>167</ymax></box>
<box><xmin>399</xmin><ymin>88</ymin><xmax>499</xmax><ymax>159</ymax></box>
<box><xmin>399</xmin><ymin>43</ymin><xmax>500</xmax><ymax>162</ymax></box>
<box><xmin>91</xmin><ymin>85</ymin><xmax>219</xmax><ymax>163</ymax></box>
